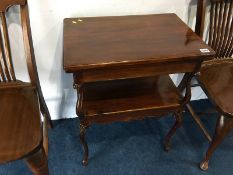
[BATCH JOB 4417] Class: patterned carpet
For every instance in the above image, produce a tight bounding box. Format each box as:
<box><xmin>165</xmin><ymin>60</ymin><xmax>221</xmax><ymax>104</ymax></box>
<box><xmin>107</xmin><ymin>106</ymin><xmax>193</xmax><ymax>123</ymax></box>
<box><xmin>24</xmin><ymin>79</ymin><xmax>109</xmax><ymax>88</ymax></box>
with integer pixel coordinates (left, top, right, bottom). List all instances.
<box><xmin>0</xmin><ymin>99</ymin><xmax>233</xmax><ymax>175</ymax></box>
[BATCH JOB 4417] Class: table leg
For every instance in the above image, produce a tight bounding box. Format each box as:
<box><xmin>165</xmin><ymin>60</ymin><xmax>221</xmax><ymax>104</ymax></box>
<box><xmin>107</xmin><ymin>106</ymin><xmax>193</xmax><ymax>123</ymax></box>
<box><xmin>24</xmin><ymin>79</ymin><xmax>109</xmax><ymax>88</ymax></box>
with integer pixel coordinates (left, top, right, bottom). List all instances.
<box><xmin>80</xmin><ymin>121</ymin><xmax>89</xmax><ymax>166</ymax></box>
<box><xmin>73</xmin><ymin>73</ymin><xmax>89</xmax><ymax>166</ymax></box>
<box><xmin>164</xmin><ymin>111</ymin><xmax>183</xmax><ymax>151</ymax></box>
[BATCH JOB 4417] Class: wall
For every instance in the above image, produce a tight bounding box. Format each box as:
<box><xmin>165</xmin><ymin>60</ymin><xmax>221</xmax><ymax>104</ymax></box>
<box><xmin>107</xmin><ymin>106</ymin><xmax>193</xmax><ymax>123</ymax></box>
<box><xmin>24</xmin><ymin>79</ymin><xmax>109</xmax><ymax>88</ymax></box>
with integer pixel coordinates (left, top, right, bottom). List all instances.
<box><xmin>9</xmin><ymin>0</ymin><xmax>207</xmax><ymax>120</ymax></box>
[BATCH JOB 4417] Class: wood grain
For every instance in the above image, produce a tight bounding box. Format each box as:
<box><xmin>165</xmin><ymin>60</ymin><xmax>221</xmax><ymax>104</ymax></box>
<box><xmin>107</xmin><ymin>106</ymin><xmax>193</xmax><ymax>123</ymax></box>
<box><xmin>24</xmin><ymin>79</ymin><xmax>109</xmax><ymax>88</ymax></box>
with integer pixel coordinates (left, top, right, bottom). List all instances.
<box><xmin>200</xmin><ymin>59</ymin><xmax>233</xmax><ymax>116</ymax></box>
<box><xmin>187</xmin><ymin>0</ymin><xmax>233</xmax><ymax>170</ymax></box>
<box><xmin>208</xmin><ymin>0</ymin><xmax>232</xmax><ymax>58</ymax></box>
<box><xmin>64</xmin><ymin>14</ymin><xmax>215</xmax><ymax>165</ymax></box>
<box><xmin>0</xmin><ymin>1</ymin><xmax>50</xmax><ymax>174</ymax></box>
<box><xmin>0</xmin><ymin>0</ymin><xmax>25</xmax><ymax>12</ymax></box>
<box><xmin>82</xmin><ymin>75</ymin><xmax>181</xmax><ymax>118</ymax></box>
<box><xmin>0</xmin><ymin>85</ymin><xmax>42</xmax><ymax>163</ymax></box>
<box><xmin>64</xmin><ymin>14</ymin><xmax>215</xmax><ymax>72</ymax></box>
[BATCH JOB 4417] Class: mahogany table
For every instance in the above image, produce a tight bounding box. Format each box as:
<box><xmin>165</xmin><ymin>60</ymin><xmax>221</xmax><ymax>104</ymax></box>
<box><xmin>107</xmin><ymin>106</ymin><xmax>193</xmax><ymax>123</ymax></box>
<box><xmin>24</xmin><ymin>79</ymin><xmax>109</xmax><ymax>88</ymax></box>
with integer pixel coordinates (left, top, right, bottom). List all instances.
<box><xmin>63</xmin><ymin>13</ymin><xmax>215</xmax><ymax>166</ymax></box>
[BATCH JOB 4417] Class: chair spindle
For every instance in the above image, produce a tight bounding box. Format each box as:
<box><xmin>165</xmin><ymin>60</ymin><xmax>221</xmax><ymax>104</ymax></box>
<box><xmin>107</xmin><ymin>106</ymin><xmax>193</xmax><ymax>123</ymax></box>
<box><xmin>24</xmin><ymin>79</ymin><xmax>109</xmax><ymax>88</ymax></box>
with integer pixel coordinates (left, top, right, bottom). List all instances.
<box><xmin>208</xmin><ymin>0</ymin><xmax>233</xmax><ymax>58</ymax></box>
<box><xmin>0</xmin><ymin>12</ymin><xmax>16</xmax><ymax>82</ymax></box>
<box><xmin>0</xmin><ymin>12</ymin><xmax>16</xmax><ymax>81</ymax></box>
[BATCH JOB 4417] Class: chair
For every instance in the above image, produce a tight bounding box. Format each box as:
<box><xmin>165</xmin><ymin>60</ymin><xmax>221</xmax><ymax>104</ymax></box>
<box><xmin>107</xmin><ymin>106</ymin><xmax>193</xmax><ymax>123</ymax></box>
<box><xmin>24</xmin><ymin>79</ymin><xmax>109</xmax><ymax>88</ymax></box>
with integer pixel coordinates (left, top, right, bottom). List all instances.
<box><xmin>0</xmin><ymin>0</ymin><xmax>52</xmax><ymax>174</ymax></box>
<box><xmin>179</xmin><ymin>0</ymin><xmax>233</xmax><ymax>171</ymax></box>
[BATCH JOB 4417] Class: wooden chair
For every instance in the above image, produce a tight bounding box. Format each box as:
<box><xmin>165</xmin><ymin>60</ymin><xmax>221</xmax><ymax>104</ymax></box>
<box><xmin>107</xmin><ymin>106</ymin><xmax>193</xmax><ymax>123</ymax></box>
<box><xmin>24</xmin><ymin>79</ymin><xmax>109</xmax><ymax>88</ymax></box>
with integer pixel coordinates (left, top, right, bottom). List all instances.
<box><xmin>179</xmin><ymin>0</ymin><xmax>233</xmax><ymax>171</ymax></box>
<box><xmin>0</xmin><ymin>0</ymin><xmax>52</xmax><ymax>174</ymax></box>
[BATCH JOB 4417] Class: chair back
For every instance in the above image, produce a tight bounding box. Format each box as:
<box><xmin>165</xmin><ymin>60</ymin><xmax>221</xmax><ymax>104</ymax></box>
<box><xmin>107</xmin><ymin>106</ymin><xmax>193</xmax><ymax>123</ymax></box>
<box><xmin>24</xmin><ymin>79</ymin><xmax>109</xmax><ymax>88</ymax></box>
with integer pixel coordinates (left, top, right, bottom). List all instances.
<box><xmin>0</xmin><ymin>0</ymin><xmax>39</xmax><ymax>84</ymax></box>
<box><xmin>0</xmin><ymin>0</ymin><xmax>51</xmax><ymax>119</ymax></box>
<box><xmin>196</xmin><ymin>0</ymin><xmax>233</xmax><ymax>58</ymax></box>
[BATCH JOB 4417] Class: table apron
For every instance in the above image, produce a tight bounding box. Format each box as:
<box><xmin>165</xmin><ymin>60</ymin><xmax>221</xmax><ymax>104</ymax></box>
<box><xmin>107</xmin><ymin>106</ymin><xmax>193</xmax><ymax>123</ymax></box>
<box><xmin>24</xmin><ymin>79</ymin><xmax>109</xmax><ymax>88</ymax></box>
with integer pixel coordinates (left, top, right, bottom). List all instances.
<box><xmin>74</xmin><ymin>59</ymin><xmax>202</xmax><ymax>84</ymax></box>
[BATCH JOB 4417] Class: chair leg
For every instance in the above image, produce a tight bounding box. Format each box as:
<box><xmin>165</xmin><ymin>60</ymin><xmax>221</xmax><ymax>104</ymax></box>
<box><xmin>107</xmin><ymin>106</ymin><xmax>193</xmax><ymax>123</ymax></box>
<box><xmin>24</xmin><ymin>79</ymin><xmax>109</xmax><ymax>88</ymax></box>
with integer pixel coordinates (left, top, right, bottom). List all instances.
<box><xmin>25</xmin><ymin>148</ymin><xmax>49</xmax><ymax>175</ymax></box>
<box><xmin>164</xmin><ymin>112</ymin><xmax>183</xmax><ymax>151</ymax></box>
<box><xmin>187</xmin><ymin>103</ymin><xmax>212</xmax><ymax>142</ymax></box>
<box><xmin>43</xmin><ymin>115</ymin><xmax>49</xmax><ymax>156</ymax></box>
<box><xmin>46</xmin><ymin>114</ymin><xmax>53</xmax><ymax>129</ymax></box>
<box><xmin>200</xmin><ymin>115</ymin><xmax>233</xmax><ymax>171</ymax></box>
<box><xmin>40</xmin><ymin>101</ymin><xmax>53</xmax><ymax>129</ymax></box>
<box><xmin>43</xmin><ymin>111</ymin><xmax>53</xmax><ymax>129</ymax></box>
<box><xmin>80</xmin><ymin>122</ymin><xmax>89</xmax><ymax>166</ymax></box>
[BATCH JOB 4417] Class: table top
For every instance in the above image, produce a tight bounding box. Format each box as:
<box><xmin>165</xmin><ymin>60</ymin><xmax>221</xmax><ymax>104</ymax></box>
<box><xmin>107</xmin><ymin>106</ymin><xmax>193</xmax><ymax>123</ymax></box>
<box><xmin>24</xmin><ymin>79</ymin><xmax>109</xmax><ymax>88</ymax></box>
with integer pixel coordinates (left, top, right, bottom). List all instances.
<box><xmin>63</xmin><ymin>13</ymin><xmax>215</xmax><ymax>72</ymax></box>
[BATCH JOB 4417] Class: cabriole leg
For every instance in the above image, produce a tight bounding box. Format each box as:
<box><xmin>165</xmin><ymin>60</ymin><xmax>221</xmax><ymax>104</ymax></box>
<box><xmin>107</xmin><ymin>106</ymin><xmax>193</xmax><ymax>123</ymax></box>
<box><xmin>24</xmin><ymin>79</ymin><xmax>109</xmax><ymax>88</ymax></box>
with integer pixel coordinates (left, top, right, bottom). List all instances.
<box><xmin>80</xmin><ymin>122</ymin><xmax>89</xmax><ymax>166</ymax></box>
<box><xmin>164</xmin><ymin>112</ymin><xmax>183</xmax><ymax>151</ymax></box>
<box><xmin>200</xmin><ymin>115</ymin><xmax>233</xmax><ymax>171</ymax></box>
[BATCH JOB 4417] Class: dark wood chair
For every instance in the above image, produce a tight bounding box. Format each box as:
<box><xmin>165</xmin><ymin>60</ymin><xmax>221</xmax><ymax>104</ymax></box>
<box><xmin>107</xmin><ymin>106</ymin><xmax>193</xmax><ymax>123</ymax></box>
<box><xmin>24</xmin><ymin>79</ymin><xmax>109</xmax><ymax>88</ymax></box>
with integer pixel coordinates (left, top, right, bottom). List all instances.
<box><xmin>179</xmin><ymin>0</ymin><xmax>233</xmax><ymax>171</ymax></box>
<box><xmin>0</xmin><ymin>0</ymin><xmax>52</xmax><ymax>174</ymax></box>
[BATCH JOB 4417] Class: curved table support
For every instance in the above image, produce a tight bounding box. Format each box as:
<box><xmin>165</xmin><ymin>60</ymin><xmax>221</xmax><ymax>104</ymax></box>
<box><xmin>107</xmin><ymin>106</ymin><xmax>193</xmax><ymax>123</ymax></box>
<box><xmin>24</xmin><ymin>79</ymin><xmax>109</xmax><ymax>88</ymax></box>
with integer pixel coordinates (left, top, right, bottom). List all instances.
<box><xmin>164</xmin><ymin>70</ymin><xmax>197</xmax><ymax>151</ymax></box>
<box><xmin>164</xmin><ymin>111</ymin><xmax>183</xmax><ymax>151</ymax></box>
<box><xmin>74</xmin><ymin>73</ymin><xmax>89</xmax><ymax>166</ymax></box>
<box><xmin>79</xmin><ymin>122</ymin><xmax>89</xmax><ymax>166</ymax></box>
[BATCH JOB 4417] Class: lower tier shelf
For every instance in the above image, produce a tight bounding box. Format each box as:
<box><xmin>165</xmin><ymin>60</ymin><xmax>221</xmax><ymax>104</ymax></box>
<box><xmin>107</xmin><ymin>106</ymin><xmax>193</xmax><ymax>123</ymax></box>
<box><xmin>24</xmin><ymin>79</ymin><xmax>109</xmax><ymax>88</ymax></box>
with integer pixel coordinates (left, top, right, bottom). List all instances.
<box><xmin>80</xmin><ymin>75</ymin><xmax>182</xmax><ymax>123</ymax></box>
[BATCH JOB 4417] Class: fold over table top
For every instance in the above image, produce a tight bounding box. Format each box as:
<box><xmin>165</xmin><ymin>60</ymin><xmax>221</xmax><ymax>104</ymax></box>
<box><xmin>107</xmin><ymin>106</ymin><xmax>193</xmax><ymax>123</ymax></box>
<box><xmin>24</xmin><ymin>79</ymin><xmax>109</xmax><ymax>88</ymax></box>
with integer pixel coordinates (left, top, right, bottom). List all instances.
<box><xmin>63</xmin><ymin>13</ymin><xmax>215</xmax><ymax>72</ymax></box>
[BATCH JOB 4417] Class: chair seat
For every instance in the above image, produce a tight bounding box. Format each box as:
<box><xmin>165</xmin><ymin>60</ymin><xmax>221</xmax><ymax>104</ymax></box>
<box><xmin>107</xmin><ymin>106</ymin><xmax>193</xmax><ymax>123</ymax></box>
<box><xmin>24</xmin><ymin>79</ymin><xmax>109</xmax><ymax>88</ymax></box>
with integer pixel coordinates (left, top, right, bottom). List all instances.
<box><xmin>82</xmin><ymin>75</ymin><xmax>182</xmax><ymax>122</ymax></box>
<box><xmin>200</xmin><ymin>59</ymin><xmax>233</xmax><ymax>116</ymax></box>
<box><xmin>0</xmin><ymin>84</ymin><xmax>42</xmax><ymax>163</ymax></box>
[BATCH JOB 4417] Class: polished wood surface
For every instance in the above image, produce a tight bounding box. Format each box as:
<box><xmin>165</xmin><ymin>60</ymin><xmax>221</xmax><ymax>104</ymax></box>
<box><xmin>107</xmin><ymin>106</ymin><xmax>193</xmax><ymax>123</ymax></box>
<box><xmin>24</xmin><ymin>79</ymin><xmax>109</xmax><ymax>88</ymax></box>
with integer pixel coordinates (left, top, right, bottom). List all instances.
<box><xmin>82</xmin><ymin>75</ymin><xmax>181</xmax><ymax>123</ymax></box>
<box><xmin>0</xmin><ymin>85</ymin><xmax>41</xmax><ymax>163</ymax></box>
<box><xmin>0</xmin><ymin>1</ymin><xmax>51</xmax><ymax>174</ymax></box>
<box><xmin>25</xmin><ymin>148</ymin><xmax>49</xmax><ymax>175</ymax></box>
<box><xmin>64</xmin><ymin>13</ymin><xmax>214</xmax><ymax>72</ymax></box>
<box><xmin>208</xmin><ymin>0</ymin><xmax>233</xmax><ymax>58</ymax></box>
<box><xmin>198</xmin><ymin>0</ymin><xmax>233</xmax><ymax>171</ymax></box>
<box><xmin>0</xmin><ymin>0</ymin><xmax>25</xmax><ymax>12</ymax></box>
<box><xmin>76</xmin><ymin>60</ymin><xmax>199</xmax><ymax>83</ymax></box>
<box><xmin>199</xmin><ymin>59</ymin><xmax>233</xmax><ymax>170</ymax></box>
<box><xmin>178</xmin><ymin>0</ymin><xmax>233</xmax><ymax>171</ymax></box>
<box><xmin>20</xmin><ymin>2</ymin><xmax>52</xmax><ymax>125</ymax></box>
<box><xmin>200</xmin><ymin>114</ymin><xmax>233</xmax><ymax>171</ymax></box>
<box><xmin>195</xmin><ymin>0</ymin><xmax>206</xmax><ymax>38</ymax></box>
<box><xmin>200</xmin><ymin>59</ymin><xmax>233</xmax><ymax>116</ymax></box>
<box><xmin>63</xmin><ymin>14</ymin><xmax>215</xmax><ymax>166</ymax></box>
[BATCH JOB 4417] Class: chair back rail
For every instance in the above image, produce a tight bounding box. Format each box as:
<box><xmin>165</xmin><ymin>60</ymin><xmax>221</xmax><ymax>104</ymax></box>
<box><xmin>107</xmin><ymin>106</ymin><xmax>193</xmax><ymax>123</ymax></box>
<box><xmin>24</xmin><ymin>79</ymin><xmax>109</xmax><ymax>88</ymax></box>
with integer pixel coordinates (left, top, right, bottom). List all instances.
<box><xmin>196</xmin><ymin>0</ymin><xmax>233</xmax><ymax>58</ymax></box>
<box><xmin>20</xmin><ymin>3</ymin><xmax>39</xmax><ymax>86</ymax></box>
<box><xmin>0</xmin><ymin>0</ymin><xmax>26</xmax><ymax>12</ymax></box>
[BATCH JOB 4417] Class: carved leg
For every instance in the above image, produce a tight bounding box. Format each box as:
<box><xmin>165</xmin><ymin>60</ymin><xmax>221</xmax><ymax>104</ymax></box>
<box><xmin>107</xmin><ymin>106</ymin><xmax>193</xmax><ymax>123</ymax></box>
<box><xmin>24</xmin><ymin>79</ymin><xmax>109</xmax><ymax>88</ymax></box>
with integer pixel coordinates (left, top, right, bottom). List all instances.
<box><xmin>164</xmin><ymin>112</ymin><xmax>183</xmax><ymax>151</ymax></box>
<box><xmin>25</xmin><ymin>148</ymin><xmax>49</xmax><ymax>175</ymax></box>
<box><xmin>80</xmin><ymin>122</ymin><xmax>89</xmax><ymax>166</ymax></box>
<box><xmin>200</xmin><ymin>115</ymin><xmax>233</xmax><ymax>171</ymax></box>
